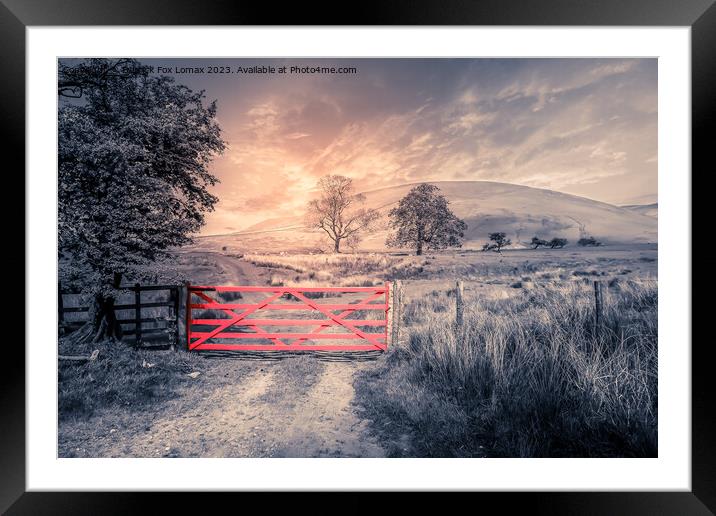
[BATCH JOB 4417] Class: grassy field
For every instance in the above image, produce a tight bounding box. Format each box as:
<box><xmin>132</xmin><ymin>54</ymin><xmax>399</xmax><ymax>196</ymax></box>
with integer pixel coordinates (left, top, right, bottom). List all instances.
<box><xmin>59</xmin><ymin>243</ymin><xmax>658</xmax><ymax>458</ymax></box>
<box><xmin>356</xmin><ymin>278</ymin><xmax>657</xmax><ymax>457</ymax></box>
<box><xmin>244</xmin><ymin>252</ymin><xmax>409</xmax><ymax>287</ymax></box>
<box><xmin>238</xmin><ymin>244</ymin><xmax>658</xmax><ymax>457</ymax></box>
<box><xmin>242</xmin><ymin>244</ymin><xmax>656</xmax><ymax>285</ymax></box>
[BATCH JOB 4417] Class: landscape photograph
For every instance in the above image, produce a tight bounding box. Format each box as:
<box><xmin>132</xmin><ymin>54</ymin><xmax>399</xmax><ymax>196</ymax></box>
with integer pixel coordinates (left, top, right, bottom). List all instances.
<box><xmin>58</xmin><ymin>57</ymin><xmax>658</xmax><ymax>459</ymax></box>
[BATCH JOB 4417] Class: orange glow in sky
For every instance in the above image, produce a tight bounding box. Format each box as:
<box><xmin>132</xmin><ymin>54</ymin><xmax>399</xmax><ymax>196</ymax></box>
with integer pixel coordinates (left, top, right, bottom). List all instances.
<box><xmin>140</xmin><ymin>58</ymin><xmax>657</xmax><ymax>236</ymax></box>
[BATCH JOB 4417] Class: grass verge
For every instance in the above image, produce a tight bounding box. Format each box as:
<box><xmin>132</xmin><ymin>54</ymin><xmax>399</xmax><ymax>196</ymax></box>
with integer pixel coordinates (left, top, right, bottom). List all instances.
<box><xmin>355</xmin><ymin>279</ymin><xmax>657</xmax><ymax>457</ymax></box>
<box><xmin>59</xmin><ymin>338</ymin><xmax>206</xmax><ymax>422</ymax></box>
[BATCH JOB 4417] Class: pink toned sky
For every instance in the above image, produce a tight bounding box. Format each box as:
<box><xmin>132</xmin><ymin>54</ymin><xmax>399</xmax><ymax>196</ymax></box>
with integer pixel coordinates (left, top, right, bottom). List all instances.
<box><xmin>142</xmin><ymin>58</ymin><xmax>657</xmax><ymax>236</ymax></box>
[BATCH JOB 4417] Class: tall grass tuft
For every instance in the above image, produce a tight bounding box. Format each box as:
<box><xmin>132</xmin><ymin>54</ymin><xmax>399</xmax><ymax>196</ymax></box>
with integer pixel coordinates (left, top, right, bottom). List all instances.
<box><xmin>58</xmin><ymin>342</ymin><xmax>205</xmax><ymax>421</ymax></box>
<box><xmin>356</xmin><ymin>279</ymin><xmax>657</xmax><ymax>457</ymax></box>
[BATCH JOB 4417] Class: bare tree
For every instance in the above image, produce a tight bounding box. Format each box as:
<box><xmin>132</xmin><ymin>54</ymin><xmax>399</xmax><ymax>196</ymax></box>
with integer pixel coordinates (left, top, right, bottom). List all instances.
<box><xmin>306</xmin><ymin>175</ymin><xmax>379</xmax><ymax>253</ymax></box>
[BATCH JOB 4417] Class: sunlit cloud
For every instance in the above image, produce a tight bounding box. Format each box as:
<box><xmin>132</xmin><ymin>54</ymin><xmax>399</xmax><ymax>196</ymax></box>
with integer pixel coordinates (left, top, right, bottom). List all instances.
<box><xmin>141</xmin><ymin>58</ymin><xmax>657</xmax><ymax>235</ymax></box>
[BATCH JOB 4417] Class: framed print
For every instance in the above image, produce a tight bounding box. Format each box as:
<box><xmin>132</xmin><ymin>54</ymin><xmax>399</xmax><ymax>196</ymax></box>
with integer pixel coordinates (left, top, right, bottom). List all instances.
<box><xmin>6</xmin><ymin>0</ymin><xmax>713</xmax><ymax>512</ymax></box>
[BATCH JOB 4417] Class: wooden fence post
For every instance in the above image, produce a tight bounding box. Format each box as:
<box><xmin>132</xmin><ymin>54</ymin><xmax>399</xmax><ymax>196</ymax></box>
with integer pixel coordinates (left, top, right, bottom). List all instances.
<box><xmin>456</xmin><ymin>280</ymin><xmax>464</xmax><ymax>327</ymax></box>
<box><xmin>386</xmin><ymin>281</ymin><xmax>393</xmax><ymax>348</ymax></box>
<box><xmin>593</xmin><ymin>280</ymin><xmax>603</xmax><ymax>334</ymax></box>
<box><xmin>168</xmin><ymin>286</ymin><xmax>178</xmax><ymax>351</ymax></box>
<box><xmin>391</xmin><ymin>280</ymin><xmax>402</xmax><ymax>346</ymax></box>
<box><xmin>176</xmin><ymin>282</ymin><xmax>189</xmax><ymax>351</ymax></box>
<box><xmin>134</xmin><ymin>283</ymin><xmax>142</xmax><ymax>347</ymax></box>
<box><xmin>58</xmin><ymin>282</ymin><xmax>64</xmax><ymax>327</ymax></box>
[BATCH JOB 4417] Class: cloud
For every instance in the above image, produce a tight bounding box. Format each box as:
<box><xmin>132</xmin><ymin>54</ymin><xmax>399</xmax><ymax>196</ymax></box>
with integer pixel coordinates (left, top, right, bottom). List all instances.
<box><xmin>286</xmin><ymin>132</ymin><xmax>311</xmax><ymax>140</ymax></box>
<box><xmin>163</xmin><ymin>58</ymin><xmax>657</xmax><ymax>234</ymax></box>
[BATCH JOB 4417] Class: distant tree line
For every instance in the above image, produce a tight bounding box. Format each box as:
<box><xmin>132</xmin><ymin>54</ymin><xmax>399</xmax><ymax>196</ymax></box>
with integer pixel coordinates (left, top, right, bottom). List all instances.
<box><xmin>531</xmin><ymin>237</ymin><xmax>567</xmax><ymax>249</ymax></box>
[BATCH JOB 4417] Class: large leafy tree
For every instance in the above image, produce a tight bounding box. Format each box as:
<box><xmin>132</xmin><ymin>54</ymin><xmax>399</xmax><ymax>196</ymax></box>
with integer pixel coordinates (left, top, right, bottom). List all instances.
<box><xmin>386</xmin><ymin>183</ymin><xmax>467</xmax><ymax>255</ymax></box>
<box><xmin>58</xmin><ymin>59</ymin><xmax>226</xmax><ymax>343</ymax></box>
<box><xmin>306</xmin><ymin>175</ymin><xmax>378</xmax><ymax>253</ymax></box>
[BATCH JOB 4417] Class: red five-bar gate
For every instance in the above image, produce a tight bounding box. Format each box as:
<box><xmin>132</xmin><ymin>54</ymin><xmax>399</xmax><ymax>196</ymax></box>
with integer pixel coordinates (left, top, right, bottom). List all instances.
<box><xmin>187</xmin><ymin>283</ymin><xmax>390</xmax><ymax>352</ymax></box>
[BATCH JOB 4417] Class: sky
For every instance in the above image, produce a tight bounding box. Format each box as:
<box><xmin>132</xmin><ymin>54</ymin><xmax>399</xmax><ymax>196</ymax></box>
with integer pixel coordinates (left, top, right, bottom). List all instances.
<box><xmin>140</xmin><ymin>58</ymin><xmax>657</xmax><ymax>235</ymax></box>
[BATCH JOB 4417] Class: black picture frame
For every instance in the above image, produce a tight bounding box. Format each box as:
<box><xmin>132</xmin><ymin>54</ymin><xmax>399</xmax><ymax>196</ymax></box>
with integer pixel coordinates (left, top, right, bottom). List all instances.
<box><xmin>5</xmin><ymin>0</ymin><xmax>711</xmax><ymax>512</ymax></box>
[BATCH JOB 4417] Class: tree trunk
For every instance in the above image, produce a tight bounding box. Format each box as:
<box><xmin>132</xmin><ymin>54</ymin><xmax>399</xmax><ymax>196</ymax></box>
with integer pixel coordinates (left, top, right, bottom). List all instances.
<box><xmin>90</xmin><ymin>272</ymin><xmax>124</xmax><ymax>342</ymax></box>
<box><xmin>64</xmin><ymin>272</ymin><xmax>124</xmax><ymax>346</ymax></box>
<box><xmin>90</xmin><ymin>293</ymin><xmax>124</xmax><ymax>342</ymax></box>
<box><xmin>334</xmin><ymin>238</ymin><xmax>341</xmax><ymax>253</ymax></box>
<box><xmin>416</xmin><ymin>225</ymin><xmax>424</xmax><ymax>256</ymax></box>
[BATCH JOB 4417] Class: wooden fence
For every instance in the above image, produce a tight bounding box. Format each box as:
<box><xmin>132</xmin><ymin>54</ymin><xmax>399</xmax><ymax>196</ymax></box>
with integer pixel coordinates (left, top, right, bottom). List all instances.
<box><xmin>57</xmin><ymin>281</ymin><xmax>411</xmax><ymax>351</ymax></box>
<box><xmin>451</xmin><ymin>279</ymin><xmax>606</xmax><ymax>331</ymax></box>
<box><xmin>58</xmin><ymin>283</ymin><xmax>181</xmax><ymax>348</ymax></box>
<box><xmin>58</xmin><ymin>277</ymin><xmax>613</xmax><ymax>354</ymax></box>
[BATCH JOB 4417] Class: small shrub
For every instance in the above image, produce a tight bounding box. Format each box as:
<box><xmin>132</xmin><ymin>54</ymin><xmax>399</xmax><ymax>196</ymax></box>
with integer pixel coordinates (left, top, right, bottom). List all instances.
<box><xmin>549</xmin><ymin>237</ymin><xmax>568</xmax><ymax>249</ymax></box>
<box><xmin>217</xmin><ymin>290</ymin><xmax>243</xmax><ymax>302</ymax></box>
<box><xmin>530</xmin><ymin>236</ymin><xmax>548</xmax><ymax>249</ymax></box>
<box><xmin>578</xmin><ymin>237</ymin><xmax>601</xmax><ymax>247</ymax></box>
<box><xmin>572</xmin><ymin>270</ymin><xmax>599</xmax><ymax>277</ymax></box>
<box><xmin>268</xmin><ymin>275</ymin><xmax>284</xmax><ymax>287</ymax></box>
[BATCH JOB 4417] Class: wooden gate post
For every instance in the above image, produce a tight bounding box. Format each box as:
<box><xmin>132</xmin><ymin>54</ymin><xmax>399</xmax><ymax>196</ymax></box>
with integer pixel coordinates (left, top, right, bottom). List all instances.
<box><xmin>390</xmin><ymin>280</ymin><xmax>402</xmax><ymax>346</ymax></box>
<box><xmin>455</xmin><ymin>280</ymin><xmax>464</xmax><ymax>327</ymax></box>
<box><xmin>387</xmin><ymin>281</ymin><xmax>394</xmax><ymax>347</ymax></box>
<box><xmin>168</xmin><ymin>286</ymin><xmax>179</xmax><ymax>351</ymax></box>
<box><xmin>176</xmin><ymin>282</ymin><xmax>189</xmax><ymax>351</ymax></box>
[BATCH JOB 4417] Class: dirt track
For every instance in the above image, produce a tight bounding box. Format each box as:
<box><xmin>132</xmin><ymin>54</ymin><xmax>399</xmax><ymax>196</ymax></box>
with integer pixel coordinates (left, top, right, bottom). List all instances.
<box><xmin>59</xmin><ymin>354</ymin><xmax>385</xmax><ymax>458</ymax></box>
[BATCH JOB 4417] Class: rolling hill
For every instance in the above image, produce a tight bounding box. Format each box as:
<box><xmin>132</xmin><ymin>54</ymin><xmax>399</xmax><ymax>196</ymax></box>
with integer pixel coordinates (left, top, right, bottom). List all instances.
<box><xmin>196</xmin><ymin>181</ymin><xmax>658</xmax><ymax>253</ymax></box>
<box><xmin>621</xmin><ymin>202</ymin><xmax>658</xmax><ymax>218</ymax></box>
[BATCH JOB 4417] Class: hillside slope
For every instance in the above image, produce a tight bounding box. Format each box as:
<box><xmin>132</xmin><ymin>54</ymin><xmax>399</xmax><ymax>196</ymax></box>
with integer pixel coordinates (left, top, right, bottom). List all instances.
<box><xmin>198</xmin><ymin>181</ymin><xmax>657</xmax><ymax>252</ymax></box>
<box><xmin>622</xmin><ymin>203</ymin><xmax>658</xmax><ymax>218</ymax></box>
